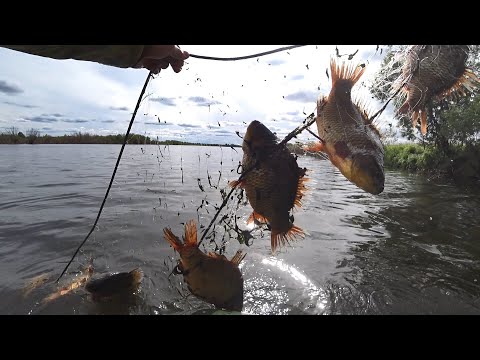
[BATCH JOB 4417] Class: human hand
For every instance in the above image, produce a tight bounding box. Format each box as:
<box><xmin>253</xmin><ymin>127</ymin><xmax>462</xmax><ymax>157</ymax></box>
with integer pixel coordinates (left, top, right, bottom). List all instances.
<box><xmin>136</xmin><ymin>45</ymin><xmax>189</xmax><ymax>74</ymax></box>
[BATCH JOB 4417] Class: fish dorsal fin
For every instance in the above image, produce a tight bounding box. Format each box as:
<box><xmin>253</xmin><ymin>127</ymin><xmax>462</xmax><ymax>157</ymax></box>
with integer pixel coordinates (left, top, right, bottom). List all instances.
<box><xmin>293</xmin><ymin>172</ymin><xmax>308</xmax><ymax>209</ymax></box>
<box><xmin>207</xmin><ymin>252</ymin><xmax>228</xmax><ymax>261</ymax></box>
<box><xmin>330</xmin><ymin>58</ymin><xmax>366</xmax><ymax>88</ymax></box>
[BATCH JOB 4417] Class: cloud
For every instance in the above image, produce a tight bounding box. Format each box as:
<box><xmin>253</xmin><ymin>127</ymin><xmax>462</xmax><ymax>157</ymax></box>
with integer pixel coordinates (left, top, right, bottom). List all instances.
<box><xmin>41</xmin><ymin>127</ymin><xmax>52</xmax><ymax>131</ymax></box>
<box><xmin>187</xmin><ymin>96</ymin><xmax>221</xmax><ymax>107</ymax></box>
<box><xmin>150</xmin><ymin>97</ymin><xmax>176</xmax><ymax>106</ymax></box>
<box><xmin>177</xmin><ymin>123</ymin><xmax>201</xmax><ymax>128</ymax></box>
<box><xmin>109</xmin><ymin>106</ymin><xmax>129</xmax><ymax>111</ymax></box>
<box><xmin>144</xmin><ymin>122</ymin><xmax>172</xmax><ymax>126</ymax></box>
<box><xmin>101</xmin><ymin>120</ymin><xmax>115</xmax><ymax>123</ymax></box>
<box><xmin>214</xmin><ymin>129</ymin><xmax>231</xmax><ymax>134</ymax></box>
<box><xmin>24</xmin><ymin>116</ymin><xmax>58</xmax><ymax>123</ymax></box>
<box><xmin>3</xmin><ymin>101</ymin><xmax>38</xmax><ymax>109</ymax></box>
<box><xmin>283</xmin><ymin>90</ymin><xmax>318</xmax><ymax>103</ymax></box>
<box><xmin>268</xmin><ymin>59</ymin><xmax>285</xmax><ymax>66</ymax></box>
<box><xmin>62</xmin><ymin>119</ymin><xmax>90</xmax><ymax>123</ymax></box>
<box><xmin>290</xmin><ymin>74</ymin><xmax>304</xmax><ymax>81</ymax></box>
<box><xmin>0</xmin><ymin>80</ymin><xmax>23</xmax><ymax>95</ymax></box>
<box><xmin>286</xmin><ymin>110</ymin><xmax>300</xmax><ymax>116</ymax></box>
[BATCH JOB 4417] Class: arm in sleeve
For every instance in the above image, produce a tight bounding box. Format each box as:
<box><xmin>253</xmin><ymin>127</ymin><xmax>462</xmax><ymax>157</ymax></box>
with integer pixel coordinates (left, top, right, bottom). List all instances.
<box><xmin>1</xmin><ymin>45</ymin><xmax>146</xmax><ymax>69</ymax></box>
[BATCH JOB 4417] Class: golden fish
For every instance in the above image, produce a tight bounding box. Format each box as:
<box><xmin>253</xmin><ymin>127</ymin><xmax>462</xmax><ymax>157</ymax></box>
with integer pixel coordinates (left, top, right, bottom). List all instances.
<box><xmin>42</xmin><ymin>259</ymin><xmax>94</xmax><ymax>304</ymax></box>
<box><xmin>314</xmin><ymin>58</ymin><xmax>385</xmax><ymax>195</ymax></box>
<box><xmin>230</xmin><ymin>120</ymin><xmax>307</xmax><ymax>254</ymax></box>
<box><xmin>163</xmin><ymin>220</ymin><xmax>245</xmax><ymax>312</ymax></box>
<box><xmin>22</xmin><ymin>273</ymin><xmax>50</xmax><ymax>298</ymax></box>
<box><xmin>395</xmin><ymin>45</ymin><xmax>480</xmax><ymax>135</ymax></box>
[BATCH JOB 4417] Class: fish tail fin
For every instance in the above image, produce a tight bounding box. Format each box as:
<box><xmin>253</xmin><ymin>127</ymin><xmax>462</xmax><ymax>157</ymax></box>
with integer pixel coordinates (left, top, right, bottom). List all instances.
<box><xmin>271</xmin><ymin>224</ymin><xmax>304</xmax><ymax>254</ymax></box>
<box><xmin>129</xmin><ymin>268</ymin><xmax>144</xmax><ymax>285</ymax></box>
<box><xmin>184</xmin><ymin>219</ymin><xmax>198</xmax><ymax>247</ymax></box>
<box><xmin>230</xmin><ymin>250</ymin><xmax>246</xmax><ymax>266</ymax></box>
<box><xmin>330</xmin><ymin>58</ymin><xmax>366</xmax><ymax>88</ymax></box>
<box><xmin>163</xmin><ymin>227</ymin><xmax>184</xmax><ymax>252</ymax></box>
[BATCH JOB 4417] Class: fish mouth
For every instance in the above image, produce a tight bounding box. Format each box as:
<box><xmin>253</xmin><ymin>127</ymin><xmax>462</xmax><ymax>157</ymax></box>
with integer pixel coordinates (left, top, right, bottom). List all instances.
<box><xmin>244</xmin><ymin>120</ymin><xmax>277</xmax><ymax>148</ymax></box>
<box><xmin>350</xmin><ymin>154</ymin><xmax>385</xmax><ymax>195</ymax></box>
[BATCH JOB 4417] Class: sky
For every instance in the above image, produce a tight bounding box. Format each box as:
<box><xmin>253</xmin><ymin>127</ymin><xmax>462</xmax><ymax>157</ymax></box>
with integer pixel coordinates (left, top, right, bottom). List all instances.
<box><xmin>0</xmin><ymin>45</ymin><xmax>399</xmax><ymax>145</ymax></box>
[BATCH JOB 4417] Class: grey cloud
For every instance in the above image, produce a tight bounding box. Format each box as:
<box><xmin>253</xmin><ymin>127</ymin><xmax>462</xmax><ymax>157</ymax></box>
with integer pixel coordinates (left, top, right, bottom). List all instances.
<box><xmin>101</xmin><ymin>120</ymin><xmax>115</xmax><ymax>123</ymax></box>
<box><xmin>144</xmin><ymin>122</ymin><xmax>172</xmax><ymax>126</ymax></box>
<box><xmin>3</xmin><ymin>101</ymin><xmax>38</xmax><ymax>108</ymax></box>
<box><xmin>109</xmin><ymin>106</ymin><xmax>129</xmax><ymax>111</ymax></box>
<box><xmin>62</xmin><ymin>119</ymin><xmax>90</xmax><ymax>123</ymax></box>
<box><xmin>187</xmin><ymin>96</ymin><xmax>221</xmax><ymax>107</ymax></box>
<box><xmin>150</xmin><ymin>97</ymin><xmax>176</xmax><ymax>106</ymax></box>
<box><xmin>0</xmin><ymin>80</ymin><xmax>23</xmax><ymax>95</ymax></box>
<box><xmin>25</xmin><ymin>116</ymin><xmax>58</xmax><ymax>123</ymax></box>
<box><xmin>177</xmin><ymin>123</ymin><xmax>201</xmax><ymax>128</ymax></box>
<box><xmin>284</xmin><ymin>90</ymin><xmax>318</xmax><ymax>103</ymax></box>
<box><xmin>286</xmin><ymin>110</ymin><xmax>300</xmax><ymax>116</ymax></box>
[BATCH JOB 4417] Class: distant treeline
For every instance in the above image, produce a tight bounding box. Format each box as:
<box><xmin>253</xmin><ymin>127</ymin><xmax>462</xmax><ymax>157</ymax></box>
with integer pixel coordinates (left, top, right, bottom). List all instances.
<box><xmin>0</xmin><ymin>127</ymin><xmax>240</xmax><ymax>147</ymax></box>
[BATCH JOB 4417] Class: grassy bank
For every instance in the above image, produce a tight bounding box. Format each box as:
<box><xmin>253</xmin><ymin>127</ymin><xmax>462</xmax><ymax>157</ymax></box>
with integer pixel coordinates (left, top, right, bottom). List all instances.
<box><xmin>385</xmin><ymin>143</ymin><xmax>480</xmax><ymax>183</ymax></box>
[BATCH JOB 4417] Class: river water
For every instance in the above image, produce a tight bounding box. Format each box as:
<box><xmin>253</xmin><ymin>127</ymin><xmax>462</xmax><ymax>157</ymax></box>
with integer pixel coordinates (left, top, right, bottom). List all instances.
<box><xmin>1</xmin><ymin>144</ymin><xmax>479</xmax><ymax>315</ymax></box>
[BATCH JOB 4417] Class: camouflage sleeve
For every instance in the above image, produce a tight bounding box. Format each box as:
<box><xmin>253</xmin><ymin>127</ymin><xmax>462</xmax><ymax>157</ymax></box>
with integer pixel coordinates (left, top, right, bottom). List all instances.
<box><xmin>1</xmin><ymin>45</ymin><xmax>145</xmax><ymax>69</ymax></box>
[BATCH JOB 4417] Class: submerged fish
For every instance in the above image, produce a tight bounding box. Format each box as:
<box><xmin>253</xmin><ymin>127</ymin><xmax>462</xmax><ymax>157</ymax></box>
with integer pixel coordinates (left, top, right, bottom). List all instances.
<box><xmin>42</xmin><ymin>259</ymin><xmax>94</xmax><ymax>304</ymax></box>
<box><xmin>85</xmin><ymin>268</ymin><xmax>143</xmax><ymax>300</ymax></box>
<box><xmin>163</xmin><ymin>220</ymin><xmax>245</xmax><ymax>312</ymax></box>
<box><xmin>314</xmin><ymin>58</ymin><xmax>385</xmax><ymax>195</ymax></box>
<box><xmin>230</xmin><ymin>120</ymin><xmax>307</xmax><ymax>254</ymax></box>
<box><xmin>395</xmin><ymin>45</ymin><xmax>480</xmax><ymax>135</ymax></box>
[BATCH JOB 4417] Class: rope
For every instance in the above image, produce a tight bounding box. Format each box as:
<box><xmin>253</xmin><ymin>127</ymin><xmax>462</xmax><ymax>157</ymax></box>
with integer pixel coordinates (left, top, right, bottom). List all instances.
<box><xmin>56</xmin><ymin>72</ymin><xmax>154</xmax><ymax>282</ymax></box>
<box><xmin>56</xmin><ymin>45</ymin><xmax>310</xmax><ymax>281</ymax></box>
<box><xmin>189</xmin><ymin>45</ymin><xmax>307</xmax><ymax>61</ymax></box>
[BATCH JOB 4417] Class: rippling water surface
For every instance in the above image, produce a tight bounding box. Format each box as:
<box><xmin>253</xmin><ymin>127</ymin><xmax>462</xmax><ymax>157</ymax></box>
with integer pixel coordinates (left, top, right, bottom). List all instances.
<box><xmin>1</xmin><ymin>144</ymin><xmax>479</xmax><ymax>315</ymax></box>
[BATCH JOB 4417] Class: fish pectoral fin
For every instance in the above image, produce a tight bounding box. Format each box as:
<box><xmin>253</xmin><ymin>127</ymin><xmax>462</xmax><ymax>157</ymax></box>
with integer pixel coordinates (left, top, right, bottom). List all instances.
<box><xmin>229</xmin><ymin>179</ymin><xmax>244</xmax><ymax>188</ymax></box>
<box><xmin>163</xmin><ymin>227</ymin><xmax>184</xmax><ymax>251</ymax></box>
<box><xmin>398</xmin><ymin>100</ymin><xmax>411</xmax><ymax>115</ymax></box>
<box><xmin>304</xmin><ymin>142</ymin><xmax>324</xmax><ymax>153</ymax></box>
<box><xmin>230</xmin><ymin>250</ymin><xmax>246</xmax><ymax>266</ymax></box>
<box><xmin>247</xmin><ymin>211</ymin><xmax>268</xmax><ymax>225</ymax></box>
<box><xmin>420</xmin><ymin>111</ymin><xmax>427</xmax><ymax>135</ymax></box>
